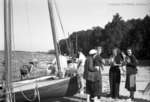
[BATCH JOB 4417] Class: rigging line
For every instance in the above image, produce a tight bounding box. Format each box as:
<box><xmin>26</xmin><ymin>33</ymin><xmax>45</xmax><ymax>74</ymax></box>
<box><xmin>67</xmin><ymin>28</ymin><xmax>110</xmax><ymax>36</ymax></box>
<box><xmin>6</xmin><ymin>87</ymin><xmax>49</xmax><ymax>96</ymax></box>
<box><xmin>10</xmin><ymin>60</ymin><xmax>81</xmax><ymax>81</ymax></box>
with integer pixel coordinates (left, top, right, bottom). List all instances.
<box><xmin>11</xmin><ymin>0</ymin><xmax>18</xmax><ymax>77</ymax></box>
<box><xmin>53</xmin><ymin>0</ymin><xmax>66</xmax><ymax>37</ymax></box>
<box><xmin>19</xmin><ymin>82</ymin><xmax>40</xmax><ymax>102</ymax></box>
<box><xmin>53</xmin><ymin>0</ymin><xmax>63</xmax><ymax>55</ymax></box>
<box><xmin>53</xmin><ymin>0</ymin><xmax>70</xmax><ymax>55</ymax></box>
<box><xmin>25</xmin><ymin>0</ymin><xmax>34</xmax><ymax>60</ymax></box>
<box><xmin>49</xmin><ymin>0</ymin><xmax>62</xmax><ymax>55</ymax></box>
<box><xmin>20</xmin><ymin>87</ymin><xmax>38</xmax><ymax>102</ymax></box>
<box><xmin>25</xmin><ymin>0</ymin><xmax>33</xmax><ymax>54</ymax></box>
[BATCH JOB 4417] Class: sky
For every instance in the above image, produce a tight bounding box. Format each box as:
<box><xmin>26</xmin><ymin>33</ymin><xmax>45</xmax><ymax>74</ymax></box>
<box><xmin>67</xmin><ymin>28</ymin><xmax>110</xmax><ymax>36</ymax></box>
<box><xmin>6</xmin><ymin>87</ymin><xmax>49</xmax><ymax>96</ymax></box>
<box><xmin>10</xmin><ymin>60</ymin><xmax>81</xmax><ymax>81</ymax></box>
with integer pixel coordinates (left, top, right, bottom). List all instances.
<box><xmin>0</xmin><ymin>0</ymin><xmax>150</xmax><ymax>52</ymax></box>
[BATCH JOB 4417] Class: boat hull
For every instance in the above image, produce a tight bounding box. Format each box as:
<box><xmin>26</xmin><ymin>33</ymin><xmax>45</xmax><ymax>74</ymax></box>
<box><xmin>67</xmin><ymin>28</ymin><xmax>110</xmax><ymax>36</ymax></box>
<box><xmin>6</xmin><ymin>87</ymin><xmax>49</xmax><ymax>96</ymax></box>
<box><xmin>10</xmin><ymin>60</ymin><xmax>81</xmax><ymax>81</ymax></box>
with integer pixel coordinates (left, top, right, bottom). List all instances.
<box><xmin>12</xmin><ymin>76</ymin><xmax>79</xmax><ymax>102</ymax></box>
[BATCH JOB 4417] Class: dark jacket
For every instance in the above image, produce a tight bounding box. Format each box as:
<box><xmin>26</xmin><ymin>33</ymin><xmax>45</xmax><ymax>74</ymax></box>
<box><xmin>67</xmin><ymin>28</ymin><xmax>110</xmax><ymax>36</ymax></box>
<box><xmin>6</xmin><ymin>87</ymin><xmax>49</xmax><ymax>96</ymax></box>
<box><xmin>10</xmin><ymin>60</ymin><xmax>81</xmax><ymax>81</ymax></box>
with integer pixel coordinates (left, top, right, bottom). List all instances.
<box><xmin>83</xmin><ymin>56</ymin><xmax>100</xmax><ymax>82</ymax></box>
<box><xmin>94</xmin><ymin>55</ymin><xmax>103</xmax><ymax>69</ymax></box>
<box><xmin>126</xmin><ymin>55</ymin><xmax>138</xmax><ymax>74</ymax></box>
<box><xmin>110</xmin><ymin>54</ymin><xmax>123</xmax><ymax>67</ymax></box>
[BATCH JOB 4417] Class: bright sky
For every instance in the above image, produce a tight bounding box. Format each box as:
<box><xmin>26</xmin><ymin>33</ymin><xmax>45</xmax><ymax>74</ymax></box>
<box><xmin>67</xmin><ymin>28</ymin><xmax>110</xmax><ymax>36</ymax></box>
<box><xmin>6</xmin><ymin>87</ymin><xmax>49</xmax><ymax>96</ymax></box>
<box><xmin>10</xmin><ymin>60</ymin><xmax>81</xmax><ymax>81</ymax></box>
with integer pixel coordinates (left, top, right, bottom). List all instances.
<box><xmin>0</xmin><ymin>0</ymin><xmax>150</xmax><ymax>52</ymax></box>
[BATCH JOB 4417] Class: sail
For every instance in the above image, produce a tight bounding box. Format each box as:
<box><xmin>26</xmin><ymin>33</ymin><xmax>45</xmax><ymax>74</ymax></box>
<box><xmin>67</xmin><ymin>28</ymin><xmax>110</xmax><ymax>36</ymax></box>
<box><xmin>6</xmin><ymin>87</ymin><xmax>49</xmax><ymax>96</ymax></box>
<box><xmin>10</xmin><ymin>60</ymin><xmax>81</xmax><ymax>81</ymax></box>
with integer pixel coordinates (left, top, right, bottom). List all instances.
<box><xmin>5</xmin><ymin>0</ymin><xmax>56</xmax><ymax>51</ymax></box>
<box><xmin>1</xmin><ymin>0</ymin><xmax>79</xmax><ymax>101</ymax></box>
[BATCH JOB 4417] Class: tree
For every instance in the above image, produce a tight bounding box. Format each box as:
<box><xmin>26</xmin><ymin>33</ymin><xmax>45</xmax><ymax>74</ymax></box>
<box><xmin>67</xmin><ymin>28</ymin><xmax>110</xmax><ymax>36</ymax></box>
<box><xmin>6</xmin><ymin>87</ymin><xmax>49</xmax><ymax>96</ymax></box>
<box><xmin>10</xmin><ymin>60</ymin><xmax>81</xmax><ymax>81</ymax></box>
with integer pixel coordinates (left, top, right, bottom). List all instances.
<box><xmin>104</xmin><ymin>13</ymin><xmax>128</xmax><ymax>55</ymax></box>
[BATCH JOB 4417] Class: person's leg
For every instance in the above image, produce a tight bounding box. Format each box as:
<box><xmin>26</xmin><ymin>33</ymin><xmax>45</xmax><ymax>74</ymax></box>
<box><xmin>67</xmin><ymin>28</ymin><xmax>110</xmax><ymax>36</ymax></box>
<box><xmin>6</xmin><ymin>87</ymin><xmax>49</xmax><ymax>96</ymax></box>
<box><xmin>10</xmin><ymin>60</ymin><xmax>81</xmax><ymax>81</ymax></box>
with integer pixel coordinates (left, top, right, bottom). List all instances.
<box><xmin>80</xmin><ymin>76</ymin><xmax>85</xmax><ymax>94</ymax></box>
<box><xmin>78</xmin><ymin>65</ymin><xmax>85</xmax><ymax>94</ymax></box>
<box><xmin>97</xmin><ymin>71</ymin><xmax>102</xmax><ymax>100</ymax></box>
<box><xmin>109</xmin><ymin>68</ymin><xmax>113</xmax><ymax>97</ymax></box>
<box><xmin>115</xmin><ymin>83</ymin><xmax>120</xmax><ymax>98</ymax></box>
<box><xmin>87</xmin><ymin>80</ymin><xmax>94</xmax><ymax>102</ymax></box>
<box><xmin>86</xmin><ymin>80</ymin><xmax>90</xmax><ymax>102</ymax></box>
<box><xmin>130</xmin><ymin>91</ymin><xmax>135</xmax><ymax>100</ymax></box>
<box><xmin>93</xmin><ymin>81</ymin><xmax>101</xmax><ymax>102</ymax></box>
<box><xmin>129</xmin><ymin>74</ymin><xmax>136</xmax><ymax>100</ymax></box>
<box><xmin>86</xmin><ymin>94</ymin><xmax>90</xmax><ymax>102</ymax></box>
<box><xmin>90</xmin><ymin>94</ymin><xmax>94</xmax><ymax>102</ymax></box>
<box><xmin>93</xmin><ymin>96</ymin><xmax>98</xmax><ymax>102</ymax></box>
<box><xmin>113</xmin><ymin>71</ymin><xmax>117</xmax><ymax>98</ymax></box>
<box><xmin>116</xmin><ymin>69</ymin><xmax>121</xmax><ymax>98</ymax></box>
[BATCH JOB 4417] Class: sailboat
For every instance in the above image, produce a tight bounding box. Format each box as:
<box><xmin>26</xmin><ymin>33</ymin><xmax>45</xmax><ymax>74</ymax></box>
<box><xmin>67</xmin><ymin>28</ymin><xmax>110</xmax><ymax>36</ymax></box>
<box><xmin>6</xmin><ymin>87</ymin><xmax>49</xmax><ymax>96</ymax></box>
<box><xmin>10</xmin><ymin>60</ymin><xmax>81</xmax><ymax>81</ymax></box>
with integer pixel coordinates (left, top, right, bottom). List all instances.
<box><xmin>0</xmin><ymin>0</ymin><xmax>79</xmax><ymax>101</ymax></box>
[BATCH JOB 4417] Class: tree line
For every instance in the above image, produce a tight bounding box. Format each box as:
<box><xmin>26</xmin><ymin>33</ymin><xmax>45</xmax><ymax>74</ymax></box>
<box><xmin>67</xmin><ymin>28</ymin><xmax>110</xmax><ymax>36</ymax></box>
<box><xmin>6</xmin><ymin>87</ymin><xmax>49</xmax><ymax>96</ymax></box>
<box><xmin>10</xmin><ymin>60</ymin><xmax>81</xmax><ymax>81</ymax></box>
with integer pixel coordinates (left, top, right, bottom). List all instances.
<box><xmin>59</xmin><ymin>13</ymin><xmax>150</xmax><ymax>60</ymax></box>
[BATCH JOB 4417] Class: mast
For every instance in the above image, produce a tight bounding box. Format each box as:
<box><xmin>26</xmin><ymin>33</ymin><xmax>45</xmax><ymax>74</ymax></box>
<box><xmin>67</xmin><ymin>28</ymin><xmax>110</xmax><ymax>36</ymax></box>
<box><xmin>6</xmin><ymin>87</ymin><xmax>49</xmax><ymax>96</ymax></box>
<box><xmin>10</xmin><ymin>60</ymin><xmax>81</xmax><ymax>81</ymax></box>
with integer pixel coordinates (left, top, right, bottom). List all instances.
<box><xmin>47</xmin><ymin>0</ymin><xmax>61</xmax><ymax>74</ymax></box>
<box><xmin>4</xmin><ymin>0</ymin><xmax>13</xmax><ymax>102</ymax></box>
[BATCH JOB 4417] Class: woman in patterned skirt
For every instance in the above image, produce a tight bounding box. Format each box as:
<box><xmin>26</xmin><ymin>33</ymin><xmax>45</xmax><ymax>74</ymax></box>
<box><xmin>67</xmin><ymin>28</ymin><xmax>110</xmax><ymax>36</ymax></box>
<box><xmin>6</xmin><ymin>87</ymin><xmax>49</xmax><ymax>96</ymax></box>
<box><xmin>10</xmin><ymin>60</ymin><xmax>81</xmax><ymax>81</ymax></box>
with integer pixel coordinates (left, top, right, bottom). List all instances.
<box><xmin>125</xmin><ymin>48</ymin><xmax>138</xmax><ymax>101</ymax></box>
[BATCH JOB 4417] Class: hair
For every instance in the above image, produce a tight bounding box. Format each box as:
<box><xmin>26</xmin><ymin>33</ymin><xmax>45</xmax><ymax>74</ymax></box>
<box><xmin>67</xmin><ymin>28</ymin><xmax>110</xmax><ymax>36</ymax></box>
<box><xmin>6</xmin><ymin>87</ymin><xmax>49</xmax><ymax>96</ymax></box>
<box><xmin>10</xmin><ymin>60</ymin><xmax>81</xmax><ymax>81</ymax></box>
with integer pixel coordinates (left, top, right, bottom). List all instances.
<box><xmin>126</xmin><ymin>47</ymin><xmax>135</xmax><ymax>55</ymax></box>
<box><xmin>113</xmin><ymin>47</ymin><xmax>120</xmax><ymax>52</ymax></box>
<box><xmin>96</xmin><ymin>45</ymin><xmax>102</xmax><ymax>49</ymax></box>
<box><xmin>112</xmin><ymin>47</ymin><xmax>121</xmax><ymax>56</ymax></box>
<box><xmin>127</xmin><ymin>47</ymin><xmax>132</xmax><ymax>51</ymax></box>
<box><xmin>29</xmin><ymin>62</ymin><xmax>34</xmax><ymax>65</ymax></box>
<box><xmin>78</xmin><ymin>48</ymin><xmax>83</xmax><ymax>52</ymax></box>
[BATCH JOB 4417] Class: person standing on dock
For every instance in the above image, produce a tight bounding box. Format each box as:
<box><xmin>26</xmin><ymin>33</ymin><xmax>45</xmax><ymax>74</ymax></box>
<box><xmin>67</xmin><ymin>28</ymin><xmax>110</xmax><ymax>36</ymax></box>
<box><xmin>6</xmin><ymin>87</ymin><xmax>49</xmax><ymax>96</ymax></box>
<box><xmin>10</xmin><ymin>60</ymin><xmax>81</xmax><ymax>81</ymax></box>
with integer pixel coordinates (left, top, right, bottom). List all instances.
<box><xmin>84</xmin><ymin>49</ymin><xmax>101</xmax><ymax>102</ymax></box>
<box><xmin>125</xmin><ymin>48</ymin><xmax>138</xmax><ymax>101</ymax></box>
<box><xmin>93</xmin><ymin>46</ymin><xmax>105</xmax><ymax>100</ymax></box>
<box><xmin>109</xmin><ymin>48</ymin><xmax>123</xmax><ymax>99</ymax></box>
<box><xmin>77</xmin><ymin>49</ymin><xmax>86</xmax><ymax>94</ymax></box>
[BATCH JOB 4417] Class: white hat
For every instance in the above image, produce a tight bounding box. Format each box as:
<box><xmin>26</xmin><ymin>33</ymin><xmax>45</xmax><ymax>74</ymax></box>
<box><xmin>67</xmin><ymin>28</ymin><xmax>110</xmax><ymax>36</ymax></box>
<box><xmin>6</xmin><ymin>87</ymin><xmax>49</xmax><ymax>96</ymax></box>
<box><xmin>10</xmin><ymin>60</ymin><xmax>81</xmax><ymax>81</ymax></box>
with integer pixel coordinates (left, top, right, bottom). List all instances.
<box><xmin>89</xmin><ymin>49</ymin><xmax>97</xmax><ymax>55</ymax></box>
<box><xmin>32</xmin><ymin>58</ymin><xmax>38</xmax><ymax>62</ymax></box>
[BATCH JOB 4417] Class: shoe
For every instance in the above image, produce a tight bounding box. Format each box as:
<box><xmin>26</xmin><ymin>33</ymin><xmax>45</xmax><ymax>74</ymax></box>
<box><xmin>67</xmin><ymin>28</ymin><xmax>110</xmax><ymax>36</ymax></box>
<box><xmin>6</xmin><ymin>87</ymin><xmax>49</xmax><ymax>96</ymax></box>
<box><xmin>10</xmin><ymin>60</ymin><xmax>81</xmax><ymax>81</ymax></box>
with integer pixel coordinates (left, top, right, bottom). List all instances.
<box><xmin>126</xmin><ymin>98</ymin><xmax>132</xmax><ymax>102</ymax></box>
<box><xmin>90</xmin><ymin>98</ymin><xmax>94</xmax><ymax>102</ymax></box>
<box><xmin>80</xmin><ymin>90</ymin><xmax>84</xmax><ymax>94</ymax></box>
<box><xmin>86</xmin><ymin>94</ymin><xmax>90</xmax><ymax>102</ymax></box>
<box><xmin>93</xmin><ymin>97</ymin><xmax>99</xmax><ymax>102</ymax></box>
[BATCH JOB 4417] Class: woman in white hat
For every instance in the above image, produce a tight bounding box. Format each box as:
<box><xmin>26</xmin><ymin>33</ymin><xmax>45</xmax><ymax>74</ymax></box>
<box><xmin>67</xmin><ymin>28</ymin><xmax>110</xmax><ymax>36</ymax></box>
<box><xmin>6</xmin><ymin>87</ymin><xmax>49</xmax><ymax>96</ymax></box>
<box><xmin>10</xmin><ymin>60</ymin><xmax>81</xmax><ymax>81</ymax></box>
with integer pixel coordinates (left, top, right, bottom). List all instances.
<box><xmin>84</xmin><ymin>49</ymin><xmax>100</xmax><ymax>102</ymax></box>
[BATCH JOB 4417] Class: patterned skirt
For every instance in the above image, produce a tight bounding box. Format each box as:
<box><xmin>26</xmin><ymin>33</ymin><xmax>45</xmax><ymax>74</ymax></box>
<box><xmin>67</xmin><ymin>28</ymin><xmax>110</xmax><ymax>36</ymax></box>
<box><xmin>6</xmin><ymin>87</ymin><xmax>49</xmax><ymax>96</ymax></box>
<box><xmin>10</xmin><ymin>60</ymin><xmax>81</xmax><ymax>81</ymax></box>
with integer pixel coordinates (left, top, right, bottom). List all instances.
<box><xmin>125</xmin><ymin>74</ymin><xmax>136</xmax><ymax>91</ymax></box>
<box><xmin>86</xmin><ymin>80</ymin><xmax>102</xmax><ymax>97</ymax></box>
<box><xmin>86</xmin><ymin>70</ymin><xmax>102</xmax><ymax>97</ymax></box>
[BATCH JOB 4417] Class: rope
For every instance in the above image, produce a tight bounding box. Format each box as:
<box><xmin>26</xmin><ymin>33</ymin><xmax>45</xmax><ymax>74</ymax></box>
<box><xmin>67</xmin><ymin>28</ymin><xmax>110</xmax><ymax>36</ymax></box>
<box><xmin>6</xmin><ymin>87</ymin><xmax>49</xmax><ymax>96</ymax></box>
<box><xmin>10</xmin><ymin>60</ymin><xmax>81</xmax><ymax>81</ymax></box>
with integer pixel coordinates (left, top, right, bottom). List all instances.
<box><xmin>36</xmin><ymin>80</ymin><xmax>40</xmax><ymax>102</ymax></box>
<box><xmin>13</xmin><ymin>93</ymin><xmax>16</xmax><ymax>102</ymax></box>
<box><xmin>20</xmin><ymin>88</ymin><xmax>37</xmax><ymax>102</ymax></box>
<box><xmin>20</xmin><ymin>83</ymin><xmax>40</xmax><ymax>102</ymax></box>
<box><xmin>2</xmin><ymin>81</ymin><xmax>41</xmax><ymax>102</ymax></box>
<box><xmin>25</xmin><ymin>0</ymin><xmax>33</xmax><ymax>52</ymax></box>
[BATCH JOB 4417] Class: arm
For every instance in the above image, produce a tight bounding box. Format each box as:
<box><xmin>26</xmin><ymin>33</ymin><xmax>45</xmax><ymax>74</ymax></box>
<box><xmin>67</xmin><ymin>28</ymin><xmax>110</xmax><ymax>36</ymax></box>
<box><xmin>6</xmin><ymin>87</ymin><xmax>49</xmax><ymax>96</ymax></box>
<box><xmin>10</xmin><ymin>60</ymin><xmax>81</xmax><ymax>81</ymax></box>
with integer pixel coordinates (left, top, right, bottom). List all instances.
<box><xmin>95</xmin><ymin>56</ymin><xmax>104</xmax><ymax>70</ymax></box>
<box><xmin>127</xmin><ymin>55</ymin><xmax>137</xmax><ymax>67</ymax></box>
<box><xmin>88</xmin><ymin>58</ymin><xmax>97</xmax><ymax>72</ymax></box>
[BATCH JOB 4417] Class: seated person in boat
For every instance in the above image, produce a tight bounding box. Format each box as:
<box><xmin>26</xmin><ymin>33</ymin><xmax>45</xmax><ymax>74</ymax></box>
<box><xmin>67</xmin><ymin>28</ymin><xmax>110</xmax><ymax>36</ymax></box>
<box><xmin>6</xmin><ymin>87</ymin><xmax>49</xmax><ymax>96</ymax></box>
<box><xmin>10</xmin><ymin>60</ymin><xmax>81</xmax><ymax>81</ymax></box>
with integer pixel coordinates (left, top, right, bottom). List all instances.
<box><xmin>65</xmin><ymin>59</ymin><xmax>80</xmax><ymax>77</ymax></box>
<box><xmin>20</xmin><ymin>60</ymin><xmax>36</xmax><ymax>80</ymax></box>
<box><xmin>52</xmin><ymin>54</ymin><xmax>68</xmax><ymax>78</ymax></box>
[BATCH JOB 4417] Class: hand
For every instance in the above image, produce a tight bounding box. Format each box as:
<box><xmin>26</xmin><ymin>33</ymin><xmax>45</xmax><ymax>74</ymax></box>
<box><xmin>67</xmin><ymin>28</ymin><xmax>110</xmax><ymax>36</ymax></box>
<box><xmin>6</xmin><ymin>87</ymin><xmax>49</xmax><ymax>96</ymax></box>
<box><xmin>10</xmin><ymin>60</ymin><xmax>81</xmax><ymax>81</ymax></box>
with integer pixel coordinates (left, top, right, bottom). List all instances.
<box><xmin>126</xmin><ymin>58</ymin><xmax>131</xmax><ymax>63</ymax></box>
<box><xmin>113</xmin><ymin>63</ymin><xmax>121</xmax><ymax>66</ymax></box>
<box><xmin>102</xmin><ymin>59</ymin><xmax>105</xmax><ymax>64</ymax></box>
<box><xmin>95</xmin><ymin>66</ymin><xmax>99</xmax><ymax>71</ymax></box>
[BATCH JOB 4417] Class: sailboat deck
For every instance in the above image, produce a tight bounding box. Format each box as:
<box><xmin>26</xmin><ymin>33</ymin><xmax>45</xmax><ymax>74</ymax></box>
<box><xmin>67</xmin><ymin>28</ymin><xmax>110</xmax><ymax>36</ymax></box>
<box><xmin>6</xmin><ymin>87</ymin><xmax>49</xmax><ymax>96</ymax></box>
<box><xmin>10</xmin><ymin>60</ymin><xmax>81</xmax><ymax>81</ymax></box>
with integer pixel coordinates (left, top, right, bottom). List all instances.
<box><xmin>12</xmin><ymin>76</ymin><xmax>70</xmax><ymax>92</ymax></box>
